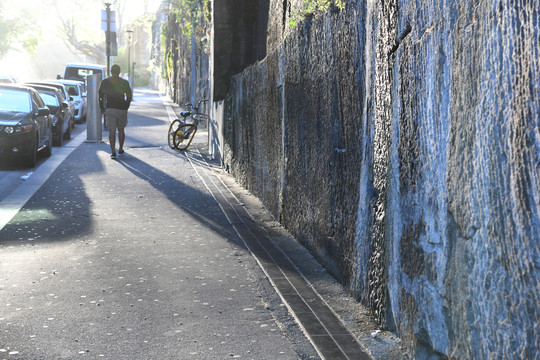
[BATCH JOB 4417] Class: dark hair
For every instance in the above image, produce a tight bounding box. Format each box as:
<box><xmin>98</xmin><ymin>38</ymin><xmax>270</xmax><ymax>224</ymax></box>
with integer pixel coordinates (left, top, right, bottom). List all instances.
<box><xmin>111</xmin><ymin>64</ymin><xmax>121</xmax><ymax>75</ymax></box>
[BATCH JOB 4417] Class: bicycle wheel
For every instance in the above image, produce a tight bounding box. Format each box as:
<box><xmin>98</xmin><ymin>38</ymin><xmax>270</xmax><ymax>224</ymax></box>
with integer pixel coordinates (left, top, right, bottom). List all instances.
<box><xmin>168</xmin><ymin>119</ymin><xmax>181</xmax><ymax>149</ymax></box>
<box><xmin>174</xmin><ymin>124</ymin><xmax>197</xmax><ymax>150</ymax></box>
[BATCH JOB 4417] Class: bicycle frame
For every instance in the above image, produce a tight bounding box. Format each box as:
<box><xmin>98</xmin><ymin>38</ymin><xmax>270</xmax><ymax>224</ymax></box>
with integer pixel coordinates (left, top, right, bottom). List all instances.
<box><xmin>168</xmin><ymin>99</ymin><xmax>209</xmax><ymax>151</ymax></box>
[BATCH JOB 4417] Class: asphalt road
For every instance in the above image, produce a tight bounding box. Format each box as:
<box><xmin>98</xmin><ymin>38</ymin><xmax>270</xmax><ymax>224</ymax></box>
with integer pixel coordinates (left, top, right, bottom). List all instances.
<box><xmin>0</xmin><ymin>90</ymin><xmax>319</xmax><ymax>359</ymax></box>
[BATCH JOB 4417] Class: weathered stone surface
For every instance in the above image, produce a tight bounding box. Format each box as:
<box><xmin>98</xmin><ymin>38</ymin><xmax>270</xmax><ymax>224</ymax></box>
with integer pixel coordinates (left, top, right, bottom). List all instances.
<box><xmin>387</xmin><ymin>1</ymin><xmax>539</xmax><ymax>358</ymax></box>
<box><xmin>213</xmin><ymin>0</ymin><xmax>270</xmax><ymax>100</ymax></box>
<box><xmin>163</xmin><ymin>0</ymin><xmax>540</xmax><ymax>358</ymax></box>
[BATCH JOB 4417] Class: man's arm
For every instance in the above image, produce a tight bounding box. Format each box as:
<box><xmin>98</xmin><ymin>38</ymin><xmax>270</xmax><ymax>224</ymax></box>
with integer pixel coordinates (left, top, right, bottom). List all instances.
<box><xmin>124</xmin><ymin>80</ymin><xmax>133</xmax><ymax>109</ymax></box>
<box><xmin>98</xmin><ymin>80</ymin><xmax>106</xmax><ymax>112</ymax></box>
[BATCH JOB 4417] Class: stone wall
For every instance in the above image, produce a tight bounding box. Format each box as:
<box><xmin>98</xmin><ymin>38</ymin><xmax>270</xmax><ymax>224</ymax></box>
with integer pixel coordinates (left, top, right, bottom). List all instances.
<box><xmin>213</xmin><ymin>0</ymin><xmax>269</xmax><ymax>100</ymax></box>
<box><xmin>218</xmin><ymin>0</ymin><xmax>539</xmax><ymax>358</ymax></box>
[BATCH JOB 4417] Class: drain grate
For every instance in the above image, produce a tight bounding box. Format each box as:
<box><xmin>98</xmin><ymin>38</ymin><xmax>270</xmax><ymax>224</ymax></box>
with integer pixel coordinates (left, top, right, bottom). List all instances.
<box><xmin>126</xmin><ymin>145</ymin><xmax>163</xmax><ymax>149</ymax></box>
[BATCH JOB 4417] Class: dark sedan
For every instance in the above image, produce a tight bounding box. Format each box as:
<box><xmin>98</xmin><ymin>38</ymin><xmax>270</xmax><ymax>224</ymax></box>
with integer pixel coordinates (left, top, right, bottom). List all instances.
<box><xmin>26</xmin><ymin>84</ymin><xmax>72</xmax><ymax>146</ymax></box>
<box><xmin>25</xmin><ymin>82</ymin><xmax>75</xmax><ymax>127</ymax></box>
<box><xmin>0</xmin><ymin>84</ymin><xmax>52</xmax><ymax>167</ymax></box>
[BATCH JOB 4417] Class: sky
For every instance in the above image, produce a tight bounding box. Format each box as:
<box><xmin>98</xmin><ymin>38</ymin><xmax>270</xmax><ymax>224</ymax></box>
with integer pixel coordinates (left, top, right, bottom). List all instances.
<box><xmin>0</xmin><ymin>0</ymin><xmax>164</xmax><ymax>82</ymax></box>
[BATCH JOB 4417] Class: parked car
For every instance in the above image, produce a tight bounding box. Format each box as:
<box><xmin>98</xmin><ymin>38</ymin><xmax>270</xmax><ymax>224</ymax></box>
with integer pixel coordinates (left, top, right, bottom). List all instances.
<box><xmin>25</xmin><ymin>82</ymin><xmax>75</xmax><ymax>127</ymax></box>
<box><xmin>46</xmin><ymin>80</ymin><xmax>87</xmax><ymax>123</ymax></box>
<box><xmin>26</xmin><ymin>84</ymin><xmax>72</xmax><ymax>146</ymax></box>
<box><xmin>63</xmin><ymin>63</ymin><xmax>106</xmax><ymax>83</ymax></box>
<box><xmin>0</xmin><ymin>84</ymin><xmax>52</xmax><ymax>167</ymax></box>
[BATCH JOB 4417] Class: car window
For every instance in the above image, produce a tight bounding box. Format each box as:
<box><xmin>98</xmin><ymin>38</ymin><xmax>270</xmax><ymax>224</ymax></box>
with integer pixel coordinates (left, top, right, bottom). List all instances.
<box><xmin>34</xmin><ymin>92</ymin><xmax>46</xmax><ymax>108</ymax></box>
<box><xmin>56</xmin><ymin>87</ymin><xmax>68</xmax><ymax>101</ymax></box>
<box><xmin>65</xmin><ymin>67</ymin><xmax>104</xmax><ymax>82</ymax></box>
<box><xmin>0</xmin><ymin>89</ymin><xmax>31</xmax><ymax>112</ymax></box>
<box><xmin>31</xmin><ymin>97</ymin><xmax>40</xmax><ymax>114</ymax></box>
<box><xmin>67</xmin><ymin>85</ymin><xmax>79</xmax><ymax>96</ymax></box>
<box><xmin>40</xmin><ymin>83</ymin><xmax>67</xmax><ymax>100</ymax></box>
<box><xmin>37</xmin><ymin>91</ymin><xmax>60</xmax><ymax>107</ymax></box>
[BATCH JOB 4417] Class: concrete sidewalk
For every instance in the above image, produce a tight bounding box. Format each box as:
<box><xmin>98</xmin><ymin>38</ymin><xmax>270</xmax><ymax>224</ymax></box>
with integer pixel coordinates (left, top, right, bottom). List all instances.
<box><xmin>0</xmin><ymin>90</ymin><xmax>402</xmax><ymax>359</ymax></box>
<box><xmin>149</xmin><ymin>91</ymin><xmax>403</xmax><ymax>359</ymax></box>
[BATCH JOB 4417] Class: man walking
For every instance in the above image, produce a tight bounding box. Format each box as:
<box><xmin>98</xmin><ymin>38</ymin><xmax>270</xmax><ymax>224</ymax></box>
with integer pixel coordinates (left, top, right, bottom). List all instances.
<box><xmin>98</xmin><ymin>64</ymin><xmax>132</xmax><ymax>159</ymax></box>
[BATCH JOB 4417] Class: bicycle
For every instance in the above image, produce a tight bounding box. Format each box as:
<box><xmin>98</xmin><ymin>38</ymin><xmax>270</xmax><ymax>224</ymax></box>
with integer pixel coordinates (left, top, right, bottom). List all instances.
<box><xmin>168</xmin><ymin>99</ymin><xmax>209</xmax><ymax>151</ymax></box>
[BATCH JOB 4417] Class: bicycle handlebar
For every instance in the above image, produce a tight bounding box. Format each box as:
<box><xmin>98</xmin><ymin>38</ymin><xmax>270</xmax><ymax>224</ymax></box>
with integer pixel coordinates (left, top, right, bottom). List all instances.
<box><xmin>195</xmin><ymin>99</ymin><xmax>209</xmax><ymax>111</ymax></box>
<box><xmin>184</xmin><ymin>99</ymin><xmax>209</xmax><ymax>112</ymax></box>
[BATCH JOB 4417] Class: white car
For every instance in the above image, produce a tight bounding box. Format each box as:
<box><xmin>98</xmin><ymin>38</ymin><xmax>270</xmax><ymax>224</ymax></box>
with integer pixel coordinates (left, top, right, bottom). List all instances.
<box><xmin>63</xmin><ymin>63</ymin><xmax>106</xmax><ymax>83</ymax></box>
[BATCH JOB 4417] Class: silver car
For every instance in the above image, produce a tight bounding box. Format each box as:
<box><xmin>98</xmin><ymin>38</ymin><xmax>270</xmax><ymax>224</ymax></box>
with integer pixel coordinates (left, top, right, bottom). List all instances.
<box><xmin>47</xmin><ymin>80</ymin><xmax>87</xmax><ymax>123</ymax></box>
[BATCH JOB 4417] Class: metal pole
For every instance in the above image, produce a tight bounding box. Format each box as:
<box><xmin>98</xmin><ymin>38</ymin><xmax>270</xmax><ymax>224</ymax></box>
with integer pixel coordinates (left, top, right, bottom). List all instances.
<box><xmin>126</xmin><ymin>30</ymin><xmax>133</xmax><ymax>86</ymax></box>
<box><xmin>86</xmin><ymin>74</ymin><xmax>102</xmax><ymax>142</ymax></box>
<box><xmin>105</xmin><ymin>2</ymin><xmax>111</xmax><ymax>77</ymax></box>
<box><xmin>132</xmin><ymin>62</ymin><xmax>136</xmax><ymax>87</ymax></box>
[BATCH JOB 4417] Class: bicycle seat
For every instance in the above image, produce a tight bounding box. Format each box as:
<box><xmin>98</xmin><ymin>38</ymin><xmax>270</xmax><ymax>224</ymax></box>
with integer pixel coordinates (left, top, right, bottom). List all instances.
<box><xmin>180</xmin><ymin>110</ymin><xmax>191</xmax><ymax>118</ymax></box>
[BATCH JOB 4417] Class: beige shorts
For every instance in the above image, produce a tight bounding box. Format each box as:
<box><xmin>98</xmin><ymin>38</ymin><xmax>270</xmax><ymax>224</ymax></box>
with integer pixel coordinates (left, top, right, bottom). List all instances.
<box><xmin>106</xmin><ymin>108</ymin><xmax>128</xmax><ymax>130</ymax></box>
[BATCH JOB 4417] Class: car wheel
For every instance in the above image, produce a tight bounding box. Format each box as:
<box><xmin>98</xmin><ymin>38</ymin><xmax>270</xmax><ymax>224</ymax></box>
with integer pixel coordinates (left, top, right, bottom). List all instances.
<box><xmin>64</xmin><ymin>123</ymin><xmax>71</xmax><ymax>140</ymax></box>
<box><xmin>44</xmin><ymin>126</ymin><xmax>52</xmax><ymax>157</ymax></box>
<box><xmin>55</xmin><ymin>122</ymin><xmax>64</xmax><ymax>146</ymax></box>
<box><xmin>25</xmin><ymin>137</ymin><xmax>38</xmax><ymax>168</ymax></box>
<box><xmin>44</xmin><ymin>138</ymin><xmax>52</xmax><ymax>157</ymax></box>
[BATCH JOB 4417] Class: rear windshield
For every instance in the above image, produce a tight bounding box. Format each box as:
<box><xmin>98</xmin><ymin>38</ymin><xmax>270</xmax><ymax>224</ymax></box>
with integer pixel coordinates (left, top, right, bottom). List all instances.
<box><xmin>0</xmin><ymin>89</ymin><xmax>31</xmax><ymax>113</ymax></box>
<box><xmin>64</xmin><ymin>67</ymin><xmax>104</xmax><ymax>82</ymax></box>
<box><xmin>37</xmin><ymin>91</ymin><xmax>59</xmax><ymax>107</ymax></box>
<box><xmin>64</xmin><ymin>84</ymin><xmax>80</xmax><ymax>96</ymax></box>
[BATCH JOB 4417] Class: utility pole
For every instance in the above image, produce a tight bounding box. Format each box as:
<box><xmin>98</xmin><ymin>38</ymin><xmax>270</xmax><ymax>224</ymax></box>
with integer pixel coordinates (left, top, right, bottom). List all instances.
<box><xmin>105</xmin><ymin>2</ymin><xmax>111</xmax><ymax>77</ymax></box>
<box><xmin>126</xmin><ymin>29</ymin><xmax>133</xmax><ymax>87</ymax></box>
<box><xmin>132</xmin><ymin>62</ymin><xmax>136</xmax><ymax>86</ymax></box>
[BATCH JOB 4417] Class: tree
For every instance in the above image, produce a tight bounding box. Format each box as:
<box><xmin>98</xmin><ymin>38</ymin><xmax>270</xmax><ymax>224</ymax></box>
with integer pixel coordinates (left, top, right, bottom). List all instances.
<box><xmin>57</xmin><ymin>14</ymin><xmax>106</xmax><ymax>64</ymax></box>
<box><xmin>0</xmin><ymin>1</ymin><xmax>39</xmax><ymax>59</ymax></box>
<box><xmin>51</xmin><ymin>0</ymin><xmax>129</xmax><ymax>64</ymax></box>
<box><xmin>0</xmin><ymin>13</ymin><xmax>18</xmax><ymax>58</ymax></box>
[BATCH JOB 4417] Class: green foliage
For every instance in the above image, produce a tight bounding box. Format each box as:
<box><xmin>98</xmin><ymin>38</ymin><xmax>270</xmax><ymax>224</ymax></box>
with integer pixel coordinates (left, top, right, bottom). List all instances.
<box><xmin>166</xmin><ymin>51</ymin><xmax>175</xmax><ymax>79</ymax></box>
<box><xmin>160</xmin><ymin>22</ymin><xmax>168</xmax><ymax>55</ymax></box>
<box><xmin>288</xmin><ymin>0</ymin><xmax>345</xmax><ymax>30</ymax></box>
<box><xmin>22</xmin><ymin>35</ymin><xmax>40</xmax><ymax>55</ymax></box>
<box><xmin>170</xmin><ymin>0</ymin><xmax>210</xmax><ymax>37</ymax></box>
<box><xmin>0</xmin><ymin>17</ymin><xmax>17</xmax><ymax>58</ymax></box>
<box><xmin>0</xmin><ymin>2</ymin><xmax>40</xmax><ymax>58</ymax></box>
<box><xmin>160</xmin><ymin>0</ymin><xmax>210</xmax><ymax>82</ymax></box>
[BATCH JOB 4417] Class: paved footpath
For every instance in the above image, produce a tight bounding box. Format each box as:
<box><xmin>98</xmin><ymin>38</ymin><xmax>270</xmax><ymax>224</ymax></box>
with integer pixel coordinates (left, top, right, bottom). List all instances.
<box><xmin>0</xmin><ymin>90</ymin><xmax>402</xmax><ymax>359</ymax></box>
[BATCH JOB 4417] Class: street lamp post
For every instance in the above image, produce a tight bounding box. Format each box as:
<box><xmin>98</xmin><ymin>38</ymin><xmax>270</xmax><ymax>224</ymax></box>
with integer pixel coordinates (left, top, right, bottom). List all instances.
<box><xmin>132</xmin><ymin>62</ymin><xmax>136</xmax><ymax>87</ymax></box>
<box><xmin>126</xmin><ymin>29</ymin><xmax>133</xmax><ymax>86</ymax></box>
<box><xmin>104</xmin><ymin>2</ymin><xmax>111</xmax><ymax>77</ymax></box>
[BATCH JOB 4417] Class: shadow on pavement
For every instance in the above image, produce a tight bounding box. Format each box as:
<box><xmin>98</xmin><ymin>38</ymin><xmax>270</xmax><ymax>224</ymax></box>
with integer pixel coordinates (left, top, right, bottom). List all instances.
<box><xmin>114</xmin><ymin>152</ymin><xmax>244</xmax><ymax>246</ymax></box>
<box><xmin>0</xmin><ymin>144</ymin><xmax>247</xmax><ymax>256</ymax></box>
<box><xmin>0</xmin><ymin>145</ymin><xmax>105</xmax><ymax>245</ymax></box>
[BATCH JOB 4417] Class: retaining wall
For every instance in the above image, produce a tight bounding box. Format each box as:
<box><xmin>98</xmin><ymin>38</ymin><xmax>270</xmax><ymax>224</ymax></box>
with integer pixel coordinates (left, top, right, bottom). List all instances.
<box><xmin>219</xmin><ymin>1</ymin><xmax>539</xmax><ymax>358</ymax></box>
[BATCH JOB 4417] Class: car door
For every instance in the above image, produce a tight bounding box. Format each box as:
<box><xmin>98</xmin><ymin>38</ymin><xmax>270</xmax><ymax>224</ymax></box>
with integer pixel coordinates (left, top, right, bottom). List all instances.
<box><xmin>63</xmin><ymin>86</ymin><xmax>76</xmax><ymax>114</ymax></box>
<box><xmin>60</xmin><ymin>86</ymin><xmax>75</xmax><ymax>123</ymax></box>
<box><xmin>31</xmin><ymin>91</ymin><xmax>49</xmax><ymax>147</ymax></box>
<box><xmin>57</xmin><ymin>90</ymin><xmax>69</xmax><ymax>125</ymax></box>
<box><xmin>78</xmin><ymin>83</ymin><xmax>87</xmax><ymax>117</ymax></box>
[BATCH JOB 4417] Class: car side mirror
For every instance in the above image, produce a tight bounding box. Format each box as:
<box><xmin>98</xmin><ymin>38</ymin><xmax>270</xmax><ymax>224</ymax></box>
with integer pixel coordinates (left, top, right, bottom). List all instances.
<box><xmin>37</xmin><ymin>107</ymin><xmax>50</xmax><ymax>116</ymax></box>
<box><xmin>69</xmin><ymin>96</ymin><xmax>74</xmax><ymax>101</ymax></box>
<box><xmin>62</xmin><ymin>102</ymin><xmax>69</xmax><ymax>109</ymax></box>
